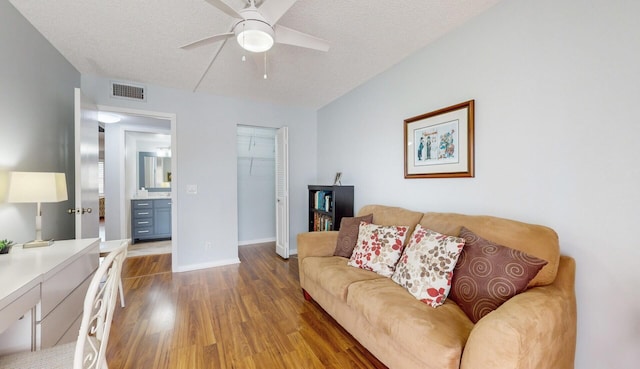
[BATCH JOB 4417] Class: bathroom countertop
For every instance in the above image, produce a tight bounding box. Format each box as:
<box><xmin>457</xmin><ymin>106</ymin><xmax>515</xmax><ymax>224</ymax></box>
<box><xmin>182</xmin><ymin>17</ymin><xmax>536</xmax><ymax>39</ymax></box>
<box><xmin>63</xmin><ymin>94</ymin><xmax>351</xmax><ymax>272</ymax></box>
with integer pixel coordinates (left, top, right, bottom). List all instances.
<box><xmin>132</xmin><ymin>194</ymin><xmax>172</xmax><ymax>200</ymax></box>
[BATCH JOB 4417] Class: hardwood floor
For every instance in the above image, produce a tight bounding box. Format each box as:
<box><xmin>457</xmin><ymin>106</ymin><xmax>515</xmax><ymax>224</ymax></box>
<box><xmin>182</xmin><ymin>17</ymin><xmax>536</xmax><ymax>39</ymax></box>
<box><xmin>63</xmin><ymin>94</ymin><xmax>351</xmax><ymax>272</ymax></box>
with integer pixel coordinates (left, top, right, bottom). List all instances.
<box><xmin>107</xmin><ymin>243</ymin><xmax>388</xmax><ymax>369</ymax></box>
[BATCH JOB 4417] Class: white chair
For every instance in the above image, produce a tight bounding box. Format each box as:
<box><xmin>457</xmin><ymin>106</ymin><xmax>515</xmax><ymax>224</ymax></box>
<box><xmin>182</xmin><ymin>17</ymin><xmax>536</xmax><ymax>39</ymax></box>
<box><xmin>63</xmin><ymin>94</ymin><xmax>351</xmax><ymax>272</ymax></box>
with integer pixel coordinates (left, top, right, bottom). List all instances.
<box><xmin>0</xmin><ymin>241</ymin><xmax>128</xmax><ymax>369</ymax></box>
<box><xmin>99</xmin><ymin>239</ymin><xmax>130</xmax><ymax>308</ymax></box>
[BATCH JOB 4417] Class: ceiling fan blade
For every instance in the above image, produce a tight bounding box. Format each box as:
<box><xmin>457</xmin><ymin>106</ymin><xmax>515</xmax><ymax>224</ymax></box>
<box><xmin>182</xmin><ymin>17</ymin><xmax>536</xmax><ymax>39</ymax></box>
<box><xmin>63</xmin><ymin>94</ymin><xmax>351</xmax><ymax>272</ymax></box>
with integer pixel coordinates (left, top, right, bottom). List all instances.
<box><xmin>193</xmin><ymin>38</ymin><xmax>231</xmax><ymax>92</ymax></box>
<box><xmin>205</xmin><ymin>0</ymin><xmax>244</xmax><ymax>19</ymax></box>
<box><xmin>259</xmin><ymin>0</ymin><xmax>298</xmax><ymax>24</ymax></box>
<box><xmin>180</xmin><ymin>32</ymin><xmax>235</xmax><ymax>50</ymax></box>
<box><xmin>274</xmin><ymin>25</ymin><xmax>330</xmax><ymax>52</ymax></box>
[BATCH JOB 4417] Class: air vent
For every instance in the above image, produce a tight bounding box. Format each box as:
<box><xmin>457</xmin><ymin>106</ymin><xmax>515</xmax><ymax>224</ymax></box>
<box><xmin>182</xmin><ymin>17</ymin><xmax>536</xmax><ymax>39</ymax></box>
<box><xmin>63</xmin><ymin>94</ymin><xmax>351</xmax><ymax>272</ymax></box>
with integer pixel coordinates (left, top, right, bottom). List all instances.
<box><xmin>110</xmin><ymin>81</ymin><xmax>146</xmax><ymax>101</ymax></box>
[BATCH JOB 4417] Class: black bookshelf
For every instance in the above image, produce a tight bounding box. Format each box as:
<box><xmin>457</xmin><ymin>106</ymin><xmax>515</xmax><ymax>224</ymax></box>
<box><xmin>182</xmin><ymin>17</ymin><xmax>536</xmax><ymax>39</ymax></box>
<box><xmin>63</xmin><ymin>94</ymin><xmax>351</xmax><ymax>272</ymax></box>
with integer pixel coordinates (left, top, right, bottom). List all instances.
<box><xmin>308</xmin><ymin>185</ymin><xmax>354</xmax><ymax>231</ymax></box>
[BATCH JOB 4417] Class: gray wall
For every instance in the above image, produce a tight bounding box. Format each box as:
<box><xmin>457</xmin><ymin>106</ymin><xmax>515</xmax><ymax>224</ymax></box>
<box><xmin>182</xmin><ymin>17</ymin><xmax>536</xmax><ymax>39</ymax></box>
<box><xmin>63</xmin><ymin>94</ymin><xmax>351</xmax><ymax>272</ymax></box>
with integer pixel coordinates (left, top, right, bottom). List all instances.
<box><xmin>81</xmin><ymin>75</ymin><xmax>317</xmax><ymax>271</ymax></box>
<box><xmin>316</xmin><ymin>0</ymin><xmax>640</xmax><ymax>367</ymax></box>
<box><xmin>0</xmin><ymin>1</ymin><xmax>79</xmax><ymax>243</ymax></box>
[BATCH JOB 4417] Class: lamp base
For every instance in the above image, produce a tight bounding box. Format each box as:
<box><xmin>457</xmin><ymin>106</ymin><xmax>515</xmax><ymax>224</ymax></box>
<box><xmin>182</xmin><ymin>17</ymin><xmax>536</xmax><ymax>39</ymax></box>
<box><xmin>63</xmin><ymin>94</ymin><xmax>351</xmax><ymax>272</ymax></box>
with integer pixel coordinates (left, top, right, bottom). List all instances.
<box><xmin>23</xmin><ymin>239</ymin><xmax>54</xmax><ymax>248</ymax></box>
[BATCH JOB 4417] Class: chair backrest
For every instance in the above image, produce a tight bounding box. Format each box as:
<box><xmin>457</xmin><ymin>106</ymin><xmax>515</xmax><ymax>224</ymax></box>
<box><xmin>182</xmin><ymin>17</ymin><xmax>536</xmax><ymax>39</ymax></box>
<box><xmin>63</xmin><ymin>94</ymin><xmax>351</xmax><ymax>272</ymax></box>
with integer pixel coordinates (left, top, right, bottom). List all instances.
<box><xmin>74</xmin><ymin>241</ymin><xmax>128</xmax><ymax>369</ymax></box>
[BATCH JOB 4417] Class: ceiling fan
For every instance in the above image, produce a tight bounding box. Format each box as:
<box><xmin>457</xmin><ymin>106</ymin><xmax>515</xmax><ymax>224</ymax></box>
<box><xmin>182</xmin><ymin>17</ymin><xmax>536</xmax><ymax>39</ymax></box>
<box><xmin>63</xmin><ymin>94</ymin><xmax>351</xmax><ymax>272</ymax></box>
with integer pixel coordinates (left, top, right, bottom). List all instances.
<box><xmin>182</xmin><ymin>0</ymin><xmax>330</xmax><ymax>89</ymax></box>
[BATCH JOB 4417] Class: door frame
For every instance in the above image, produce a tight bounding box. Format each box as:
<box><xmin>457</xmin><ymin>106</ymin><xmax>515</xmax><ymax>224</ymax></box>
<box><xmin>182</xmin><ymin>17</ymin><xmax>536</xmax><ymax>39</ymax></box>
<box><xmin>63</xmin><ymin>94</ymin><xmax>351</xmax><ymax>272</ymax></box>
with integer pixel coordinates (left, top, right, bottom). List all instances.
<box><xmin>97</xmin><ymin>105</ymin><xmax>178</xmax><ymax>271</ymax></box>
<box><xmin>275</xmin><ymin>126</ymin><xmax>289</xmax><ymax>259</ymax></box>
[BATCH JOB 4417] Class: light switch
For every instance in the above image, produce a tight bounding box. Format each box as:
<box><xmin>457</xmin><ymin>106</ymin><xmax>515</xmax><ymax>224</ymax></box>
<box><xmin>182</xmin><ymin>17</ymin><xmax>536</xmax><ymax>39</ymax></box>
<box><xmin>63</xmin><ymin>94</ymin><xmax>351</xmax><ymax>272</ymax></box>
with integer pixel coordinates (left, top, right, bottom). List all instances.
<box><xmin>186</xmin><ymin>184</ymin><xmax>198</xmax><ymax>194</ymax></box>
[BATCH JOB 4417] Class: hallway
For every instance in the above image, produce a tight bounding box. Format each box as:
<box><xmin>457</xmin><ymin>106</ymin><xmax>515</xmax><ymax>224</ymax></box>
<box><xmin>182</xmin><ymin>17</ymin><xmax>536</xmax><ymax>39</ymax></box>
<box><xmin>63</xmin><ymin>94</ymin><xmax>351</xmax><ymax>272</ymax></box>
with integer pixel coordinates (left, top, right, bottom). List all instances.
<box><xmin>100</xmin><ymin>220</ymin><xmax>171</xmax><ymax>257</ymax></box>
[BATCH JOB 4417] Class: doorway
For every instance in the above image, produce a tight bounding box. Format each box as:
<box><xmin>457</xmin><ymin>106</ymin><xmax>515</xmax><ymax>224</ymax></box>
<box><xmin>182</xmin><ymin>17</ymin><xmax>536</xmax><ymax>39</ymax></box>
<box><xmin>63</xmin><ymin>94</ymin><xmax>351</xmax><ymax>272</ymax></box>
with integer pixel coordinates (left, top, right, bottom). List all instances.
<box><xmin>237</xmin><ymin>125</ymin><xmax>277</xmax><ymax>246</ymax></box>
<box><xmin>124</xmin><ymin>130</ymin><xmax>172</xmax><ymax>256</ymax></box>
<box><xmin>97</xmin><ymin>106</ymin><xmax>177</xmax><ymax>269</ymax></box>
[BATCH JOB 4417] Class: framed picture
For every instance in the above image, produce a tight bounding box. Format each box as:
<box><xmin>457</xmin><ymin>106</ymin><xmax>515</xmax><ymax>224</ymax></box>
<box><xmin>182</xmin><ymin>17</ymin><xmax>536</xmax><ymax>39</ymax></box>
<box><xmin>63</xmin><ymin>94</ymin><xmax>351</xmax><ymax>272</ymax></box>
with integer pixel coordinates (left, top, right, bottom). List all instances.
<box><xmin>333</xmin><ymin>172</ymin><xmax>342</xmax><ymax>185</ymax></box>
<box><xmin>404</xmin><ymin>100</ymin><xmax>474</xmax><ymax>178</ymax></box>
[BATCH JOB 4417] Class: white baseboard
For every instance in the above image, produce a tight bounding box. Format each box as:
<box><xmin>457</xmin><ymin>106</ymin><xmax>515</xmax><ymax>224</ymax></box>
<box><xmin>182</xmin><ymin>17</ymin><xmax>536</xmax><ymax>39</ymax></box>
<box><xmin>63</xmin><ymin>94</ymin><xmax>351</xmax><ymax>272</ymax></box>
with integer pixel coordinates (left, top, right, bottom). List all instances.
<box><xmin>174</xmin><ymin>257</ymin><xmax>241</xmax><ymax>273</ymax></box>
<box><xmin>238</xmin><ymin>237</ymin><xmax>276</xmax><ymax>246</ymax></box>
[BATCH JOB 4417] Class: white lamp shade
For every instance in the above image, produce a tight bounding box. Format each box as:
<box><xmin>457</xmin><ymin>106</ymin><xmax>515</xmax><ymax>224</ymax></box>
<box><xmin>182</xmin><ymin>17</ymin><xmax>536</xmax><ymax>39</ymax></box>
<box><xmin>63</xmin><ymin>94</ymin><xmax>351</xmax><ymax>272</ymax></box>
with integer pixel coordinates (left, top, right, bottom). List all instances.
<box><xmin>7</xmin><ymin>172</ymin><xmax>68</xmax><ymax>203</ymax></box>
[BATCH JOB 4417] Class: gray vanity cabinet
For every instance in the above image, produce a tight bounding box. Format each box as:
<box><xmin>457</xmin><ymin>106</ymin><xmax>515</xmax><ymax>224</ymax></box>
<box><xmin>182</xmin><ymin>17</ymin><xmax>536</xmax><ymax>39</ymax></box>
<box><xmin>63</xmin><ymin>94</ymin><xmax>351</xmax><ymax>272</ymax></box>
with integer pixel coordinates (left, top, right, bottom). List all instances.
<box><xmin>131</xmin><ymin>199</ymin><xmax>172</xmax><ymax>244</ymax></box>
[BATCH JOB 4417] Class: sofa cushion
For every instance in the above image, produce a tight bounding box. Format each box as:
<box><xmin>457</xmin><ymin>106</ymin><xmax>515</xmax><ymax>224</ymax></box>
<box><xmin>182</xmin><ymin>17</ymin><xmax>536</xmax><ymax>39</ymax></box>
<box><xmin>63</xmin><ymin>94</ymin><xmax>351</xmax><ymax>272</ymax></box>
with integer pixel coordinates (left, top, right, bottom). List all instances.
<box><xmin>333</xmin><ymin>214</ymin><xmax>373</xmax><ymax>258</ymax></box>
<box><xmin>391</xmin><ymin>225</ymin><xmax>466</xmax><ymax>307</ymax></box>
<box><xmin>357</xmin><ymin>205</ymin><xmax>423</xmax><ymax>245</ymax></box>
<box><xmin>348</xmin><ymin>223</ymin><xmax>408</xmax><ymax>277</ymax></box>
<box><xmin>347</xmin><ymin>278</ymin><xmax>474</xmax><ymax>368</ymax></box>
<box><xmin>420</xmin><ymin>212</ymin><xmax>559</xmax><ymax>287</ymax></box>
<box><xmin>449</xmin><ymin>227</ymin><xmax>548</xmax><ymax>323</ymax></box>
<box><xmin>301</xmin><ymin>256</ymin><xmax>384</xmax><ymax>301</ymax></box>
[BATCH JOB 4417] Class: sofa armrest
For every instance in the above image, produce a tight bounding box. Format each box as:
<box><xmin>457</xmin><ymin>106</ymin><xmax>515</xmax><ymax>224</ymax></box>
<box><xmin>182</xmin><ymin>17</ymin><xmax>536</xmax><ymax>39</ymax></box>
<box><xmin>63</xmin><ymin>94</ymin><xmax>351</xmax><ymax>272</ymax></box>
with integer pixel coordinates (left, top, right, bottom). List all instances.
<box><xmin>297</xmin><ymin>231</ymin><xmax>339</xmax><ymax>260</ymax></box>
<box><xmin>461</xmin><ymin>256</ymin><xmax>577</xmax><ymax>369</ymax></box>
<box><xmin>297</xmin><ymin>231</ymin><xmax>339</xmax><ymax>288</ymax></box>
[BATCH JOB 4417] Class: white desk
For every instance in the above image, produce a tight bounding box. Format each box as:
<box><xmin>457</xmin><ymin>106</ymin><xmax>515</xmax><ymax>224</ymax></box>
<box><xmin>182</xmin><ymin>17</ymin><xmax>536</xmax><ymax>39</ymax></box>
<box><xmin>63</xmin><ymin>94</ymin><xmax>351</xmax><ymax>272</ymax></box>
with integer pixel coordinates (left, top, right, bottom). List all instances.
<box><xmin>0</xmin><ymin>239</ymin><xmax>100</xmax><ymax>353</ymax></box>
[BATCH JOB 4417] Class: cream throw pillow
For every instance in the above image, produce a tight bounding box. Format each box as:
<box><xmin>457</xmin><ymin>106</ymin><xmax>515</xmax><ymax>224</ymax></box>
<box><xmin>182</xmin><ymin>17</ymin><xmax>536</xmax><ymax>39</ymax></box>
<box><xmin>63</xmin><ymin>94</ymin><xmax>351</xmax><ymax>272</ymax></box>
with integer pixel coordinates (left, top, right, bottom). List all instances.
<box><xmin>348</xmin><ymin>222</ymin><xmax>409</xmax><ymax>277</ymax></box>
<box><xmin>392</xmin><ymin>224</ymin><xmax>466</xmax><ymax>307</ymax></box>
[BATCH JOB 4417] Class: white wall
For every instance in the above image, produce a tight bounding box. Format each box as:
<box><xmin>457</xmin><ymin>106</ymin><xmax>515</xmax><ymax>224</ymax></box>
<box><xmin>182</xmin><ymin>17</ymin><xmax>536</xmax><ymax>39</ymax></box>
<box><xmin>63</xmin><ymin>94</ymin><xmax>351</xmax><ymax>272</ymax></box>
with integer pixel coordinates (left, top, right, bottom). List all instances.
<box><xmin>0</xmin><ymin>1</ymin><xmax>79</xmax><ymax>243</ymax></box>
<box><xmin>317</xmin><ymin>0</ymin><xmax>640</xmax><ymax>367</ymax></box>
<box><xmin>82</xmin><ymin>75</ymin><xmax>317</xmax><ymax>269</ymax></box>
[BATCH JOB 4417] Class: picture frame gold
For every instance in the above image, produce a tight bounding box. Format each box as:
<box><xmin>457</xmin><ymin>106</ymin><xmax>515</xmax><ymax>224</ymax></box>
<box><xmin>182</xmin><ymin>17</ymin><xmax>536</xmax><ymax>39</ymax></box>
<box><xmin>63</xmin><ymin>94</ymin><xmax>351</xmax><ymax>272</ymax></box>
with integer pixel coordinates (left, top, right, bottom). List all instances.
<box><xmin>404</xmin><ymin>100</ymin><xmax>475</xmax><ymax>178</ymax></box>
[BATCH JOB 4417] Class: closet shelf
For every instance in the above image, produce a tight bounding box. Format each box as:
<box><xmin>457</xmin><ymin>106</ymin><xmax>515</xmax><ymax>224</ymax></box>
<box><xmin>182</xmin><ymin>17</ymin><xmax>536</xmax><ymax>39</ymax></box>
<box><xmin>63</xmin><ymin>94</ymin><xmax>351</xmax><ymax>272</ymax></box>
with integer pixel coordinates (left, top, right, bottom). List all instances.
<box><xmin>238</xmin><ymin>156</ymin><xmax>274</xmax><ymax>161</ymax></box>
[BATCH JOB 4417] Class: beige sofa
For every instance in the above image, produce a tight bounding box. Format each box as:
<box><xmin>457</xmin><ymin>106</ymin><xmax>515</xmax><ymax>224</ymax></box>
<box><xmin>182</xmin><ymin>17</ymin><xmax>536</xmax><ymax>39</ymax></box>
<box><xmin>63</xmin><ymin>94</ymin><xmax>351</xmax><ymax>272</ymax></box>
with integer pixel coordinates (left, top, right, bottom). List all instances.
<box><xmin>297</xmin><ymin>205</ymin><xmax>576</xmax><ymax>369</ymax></box>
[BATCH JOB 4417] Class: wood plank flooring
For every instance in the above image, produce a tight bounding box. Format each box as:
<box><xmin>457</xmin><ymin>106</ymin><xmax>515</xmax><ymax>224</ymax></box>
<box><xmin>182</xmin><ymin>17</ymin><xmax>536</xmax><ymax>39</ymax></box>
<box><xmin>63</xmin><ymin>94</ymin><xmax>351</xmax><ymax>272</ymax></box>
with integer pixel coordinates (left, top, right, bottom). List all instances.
<box><xmin>107</xmin><ymin>243</ymin><xmax>388</xmax><ymax>369</ymax></box>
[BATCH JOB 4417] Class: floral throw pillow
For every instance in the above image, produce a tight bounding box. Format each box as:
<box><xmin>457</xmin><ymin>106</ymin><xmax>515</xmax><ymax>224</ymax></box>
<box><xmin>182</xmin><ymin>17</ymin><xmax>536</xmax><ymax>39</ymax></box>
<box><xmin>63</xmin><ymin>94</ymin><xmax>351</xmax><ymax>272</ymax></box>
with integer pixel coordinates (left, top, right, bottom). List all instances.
<box><xmin>347</xmin><ymin>222</ymin><xmax>409</xmax><ymax>277</ymax></box>
<box><xmin>391</xmin><ymin>225</ymin><xmax>466</xmax><ymax>307</ymax></box>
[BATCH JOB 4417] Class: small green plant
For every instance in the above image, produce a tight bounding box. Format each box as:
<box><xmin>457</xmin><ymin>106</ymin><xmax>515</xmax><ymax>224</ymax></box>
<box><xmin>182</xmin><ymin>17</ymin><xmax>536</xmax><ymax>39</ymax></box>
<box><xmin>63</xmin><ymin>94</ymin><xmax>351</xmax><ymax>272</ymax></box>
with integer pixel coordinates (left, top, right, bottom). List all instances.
<box><xmin>0</xmin><ymin>239</ymin><xmax>14</xmax><ymax>254</ymax></box>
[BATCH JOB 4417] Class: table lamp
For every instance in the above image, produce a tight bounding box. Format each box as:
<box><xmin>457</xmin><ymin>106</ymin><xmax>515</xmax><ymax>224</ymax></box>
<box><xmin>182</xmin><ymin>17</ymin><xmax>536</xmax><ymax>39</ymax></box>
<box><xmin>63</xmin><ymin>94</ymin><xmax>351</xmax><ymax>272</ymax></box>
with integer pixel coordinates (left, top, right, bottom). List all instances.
<box><xmin>7</xmin><ymin>171</ymin><xmax>68</xmax><ymax>248</ymax></box>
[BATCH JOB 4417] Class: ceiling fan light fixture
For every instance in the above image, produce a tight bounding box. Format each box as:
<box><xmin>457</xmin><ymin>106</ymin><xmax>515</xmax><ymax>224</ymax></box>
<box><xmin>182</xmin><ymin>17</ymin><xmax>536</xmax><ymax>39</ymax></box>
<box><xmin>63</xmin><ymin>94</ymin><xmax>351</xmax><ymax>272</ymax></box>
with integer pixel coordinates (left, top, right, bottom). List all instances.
<box><xmin>236</xmin><ymin>20</ymin><xmax>274</xmax><ymax>53</ymax></box>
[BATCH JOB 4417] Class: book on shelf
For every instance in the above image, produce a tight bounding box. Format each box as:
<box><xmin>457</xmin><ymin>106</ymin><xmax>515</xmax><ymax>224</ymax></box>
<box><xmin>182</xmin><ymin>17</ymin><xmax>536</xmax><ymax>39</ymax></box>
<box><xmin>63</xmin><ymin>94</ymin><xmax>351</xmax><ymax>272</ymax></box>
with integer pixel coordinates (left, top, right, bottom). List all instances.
<box><xmin>308</xmin><ymin>184</ymin><xmax>354</xmax><ymax>232</ymax></box>
<box><xmin>313</xmin><ymin>190</ymin><xmax>333</xmax><ymax>212</ymax></box>
<box><xmin>312</xmin><ymin>212</ymin><xmax>334</xmax><ymax>231</ymax></box>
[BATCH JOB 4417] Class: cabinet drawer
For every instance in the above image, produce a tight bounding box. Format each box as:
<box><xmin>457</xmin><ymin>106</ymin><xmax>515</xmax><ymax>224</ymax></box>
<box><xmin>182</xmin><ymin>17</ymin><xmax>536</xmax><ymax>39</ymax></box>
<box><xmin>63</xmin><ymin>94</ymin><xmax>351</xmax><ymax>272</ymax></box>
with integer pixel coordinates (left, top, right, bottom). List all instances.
<box><xmin>154</xmin><ymin>199</ymin><xmax>172</xmax><ymax>208</ymax></box>
<box><xmin>134</xmin><ymin>227</ymin><xmax>154</xmax><ymax>237</ymax></box>
<box><xmin>41</xmin><ymin>246</ymin><xmax>99</xmax><ymax>318</ymax></box>
<box><xmin>133</xmin><ymin>218</ymin><xmax>153</xmax><ymax>227</ymax></box>
<box><xmin>132</xmin><ymin>201</ymin><xmax>153</xmax><ymax>209</ymax></box>
<box><xmin>58</xmin><ymin>312</ymin><xmax>83</xmax><ymax>347</ymax></box>
<box><xmin>40</xmin><ymin>273</ymin><xmax>92</xmax><ymax>348</ymax></box>
<box><xmin>0</xmin><ymin>284</ymin><xmax>39</xmax><ymax>334</ymax></box>
<box><xmin>133</xmin><ymin>209</ymin><xmax>153</xmax><ymax>218</ymax></box>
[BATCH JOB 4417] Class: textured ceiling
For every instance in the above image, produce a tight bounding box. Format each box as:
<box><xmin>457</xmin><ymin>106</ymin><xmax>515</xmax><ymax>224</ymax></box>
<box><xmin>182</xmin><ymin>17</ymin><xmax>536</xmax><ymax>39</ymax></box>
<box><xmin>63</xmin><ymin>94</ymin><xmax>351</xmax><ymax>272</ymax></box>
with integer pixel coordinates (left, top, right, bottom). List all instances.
<box><xmin>10</xmin><ymin>0</ymin><xmax>502</xmax><ymax>109</ymax></box>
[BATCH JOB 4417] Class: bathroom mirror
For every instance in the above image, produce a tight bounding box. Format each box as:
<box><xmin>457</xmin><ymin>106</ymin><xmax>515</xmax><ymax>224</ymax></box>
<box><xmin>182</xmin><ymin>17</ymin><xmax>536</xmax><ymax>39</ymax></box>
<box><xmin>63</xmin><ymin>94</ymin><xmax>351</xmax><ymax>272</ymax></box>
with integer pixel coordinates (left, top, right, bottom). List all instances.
<box><xmin>138</xmin><ymin>151</ymin><xmax>171</xmax><ymax>191</ymax></box>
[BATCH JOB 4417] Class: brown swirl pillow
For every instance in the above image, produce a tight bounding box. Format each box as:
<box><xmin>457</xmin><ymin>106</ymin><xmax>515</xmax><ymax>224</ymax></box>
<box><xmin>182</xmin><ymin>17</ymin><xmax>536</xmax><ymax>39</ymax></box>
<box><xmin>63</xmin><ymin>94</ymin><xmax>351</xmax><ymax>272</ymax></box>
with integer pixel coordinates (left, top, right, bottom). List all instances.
<box><xmin>449</xmin><ymin>227</ymin><xmax>548</xmax><ymax>323</ymax></box>
<box><xmin>333</xmin><ymin>214</ymin><xmax>373</xmax><ymax>257</ymax></box>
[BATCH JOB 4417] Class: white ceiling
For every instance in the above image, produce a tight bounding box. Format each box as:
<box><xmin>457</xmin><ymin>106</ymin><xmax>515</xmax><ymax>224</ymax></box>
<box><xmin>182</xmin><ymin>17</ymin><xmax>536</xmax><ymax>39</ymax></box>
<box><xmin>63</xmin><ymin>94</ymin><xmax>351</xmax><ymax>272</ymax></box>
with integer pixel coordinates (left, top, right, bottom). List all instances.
<box><xmin>10</xmin><ymin>0</ymin><xmax>502</xmax><ymax>109</ymax></box>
